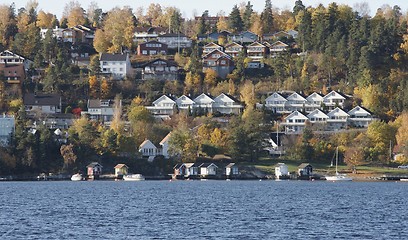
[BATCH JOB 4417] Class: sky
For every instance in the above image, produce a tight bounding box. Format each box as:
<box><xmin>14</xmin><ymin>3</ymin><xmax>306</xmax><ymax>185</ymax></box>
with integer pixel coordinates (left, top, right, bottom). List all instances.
<box><xmin>4</xmin><ymin>0</ymin><xmax>408</xmax><ymax>19</ymax></box>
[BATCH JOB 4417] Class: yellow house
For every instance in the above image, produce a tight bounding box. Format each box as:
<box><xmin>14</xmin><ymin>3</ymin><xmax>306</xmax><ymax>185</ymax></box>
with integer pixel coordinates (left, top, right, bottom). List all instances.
<box><xmin>114</xmin><ymin>164</ymin><xmax>129</xmax><ymax>177</ymax></box>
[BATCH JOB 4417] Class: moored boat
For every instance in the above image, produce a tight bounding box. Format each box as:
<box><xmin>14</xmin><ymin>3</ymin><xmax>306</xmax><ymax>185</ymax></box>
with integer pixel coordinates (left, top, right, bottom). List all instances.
<box><xmin>71</xmin><ymin>173</ymin><xmax>83</xmax><ymax>181</ymax></box>
<box><xmin>325</xmin><ymin>147</ymin><xmax>352</xmax><ymax>181</ymax></box>
<box><xmin>123</xmin><ymin>174</ymin><xmax>145</xmax><ymax>181</ymax></box>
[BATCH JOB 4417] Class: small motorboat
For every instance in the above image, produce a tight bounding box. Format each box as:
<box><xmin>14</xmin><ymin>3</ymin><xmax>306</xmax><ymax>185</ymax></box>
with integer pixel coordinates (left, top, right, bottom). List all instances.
<box><xmin>123</xmin><ymin>174</ymin><xmax>145</xmax><ymax>181</ymax></box>
<box><xmin>71</xmin><ymin>173</ymin><xmax>83</xmax><ymax>181</ymax></box>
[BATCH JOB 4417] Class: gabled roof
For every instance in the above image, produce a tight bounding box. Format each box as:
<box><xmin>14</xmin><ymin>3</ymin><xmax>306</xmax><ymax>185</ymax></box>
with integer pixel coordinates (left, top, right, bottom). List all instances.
<box><xmin>214</xmin><ymin>93</ymin><xmax>239</xmax><ymax>103</ymax></box>
<box><xmin>140</xmin><ymin>58</ymin><xmax>178</xmax><ymax>68</ymax></box>
<box><xmin>87</xmin><ymin>162</ymin><xmax>102</xmax><ymax>168</ymax></box>
<box><xmin>307</xmin><ymin>109</ymin><xmax>329</xmax><ymax>119</ymax></box>
<box><xmin>348</xmin><ymin>106</ymin><xmax>372</xmax><ymax>115</ymax></box>
<box><xmin>274</xmin><ymin>162</ymin><xmax>287</xmax><ymax>168</ymax></box>
<box><xmin>265</xmin><ymin>92</ymin><xmax>288</xmax><ymax>102</ymax></box>
<box><xmin>247</xmin><ymin>41</ymin><xmax>266</xmax><ymax>48</ymax></box>
<box><xmin>159</xmin><ymin>33</ymin><xmax>188</xmax><ymax>38</ymax></box>
<box><xmin>0</xmin><ymin>50</ymin><xmax>27</xmax><ymax>60</ymax></box>
<box><xmin>139</xmin><ymin>139</ymin><xmax>157</xmax><ymax>149</ymax></box>
<box><xmin>306</xmin><ymin>92</ymin><xmax>324</xmax><ymax>102</ymax></box>
<box><xmin>23</xmin><ymin>93</ymin><xmax>61</xmax><ymax>106</ymax></box>
<box><xmin>285</xmin><ymin>111</ymin><xmax>308</xmax><ymax>120</ymax></box>
<box><xmin>176</xmin><ymin>95</ymin><xmax>195</xmax><ymax>105</ymax></box>
<box><xmin>298</xmin><ymin>163</ymin><xmax>312</xmax><ymax>168</ymax></box>
<box><xmin>193</xmin><ymin>93</ymin><xmax>215</xmax><ymax>104</ymax></box>
<box><xmin>270</xmin><ymin>41</ymin><xmax>289</xmax><ymax>47</ymax></box>
<box><xmin>114</xmin><ymin>164</ymin><xmax>128</xmax><ymax>169</ymax></box>
<box><xmin>327</xmin><ymin>107</ymin><xmax>349</xmax><ymax>117</ymax></box>
<box><xmin>224</xmin><ymin>42</ymin><xmax>243</xmax><ymax>49</ymax></box>
<box><xmin>199</xmin><ymin>163</ymin><xmax>218</xmax><ymax>168</ymax></box>
<box><xmin>160</xmin><ymin>132</ymin><xmax>172</xmax><ymax>145</ymax></box>
<box><xmin>204</xmin><ymin>42</ymin><xmax>222</xmax><ymax>48</ymax></box>
<box><xmin>100</xmin><ymin>53</ymin><xmax>128</xmax><ymax>62</ymax></box>
<box><xmin>203</xmin><ymin>49</ymin><xmax>231</xmax><ymax>60</ymax></box>
<box><xmin>152</xmin><ymin>95</ymin><xmax>176</xmax><ymax>105</ymax></box>
<box><xmin>287</xmin><ymin>92</ymin><xmax>307</xmax><ymax>102</ymax></box>
<box><xmin>225</xmin><ymin>163</ymin><xmax>236</xmax><ymax>168</ymax></box>
<box><xmin>323</xmin><ymin>90</ymin><xmax>346</xmax><ymax>100</ymax></box>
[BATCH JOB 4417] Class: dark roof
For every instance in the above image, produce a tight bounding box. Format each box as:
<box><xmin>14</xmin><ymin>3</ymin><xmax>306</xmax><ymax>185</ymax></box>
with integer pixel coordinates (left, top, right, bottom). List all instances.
<box><xmin>173</xmin><ymin>163</ymin><xmax>184</xmax><ymax>169</ymax></box>
<box><xmin>100</xmin><ymin>53</ymin><xmax>127</xmax><ymax>62</ymax></box>
<box><xmin>23</xmin><ymin>93</ymin><xmax>61</xmax><ymax>106</ymax></box>
<box><xmin>87</xmin><ymin>162</ymin><xmax>102</xmax><ymax>168</ymax></box>
<box><xmin>298</xmin><ymin>163</ymin><xmax>312</xmax><ymax>168</ymax></box>
<box><xmin>222</xmin><ymin>93</ymin><xmax>240</xmax><ymax>103</ymax></box>
<box><xmin>159</xmin><ymin>33</ymin><xmax>187</xmax><ymax>38</ymax></box>
<box><xmin>225</xmin><ymin>163</ymin><xmax>236</xmax><ymax>168</ymax></box>
<box><xmin>88</xmin><ymin>99</ymin><xmax>115</xmax><ymax>108</ymax></box>
<box><xmin>139</xmin><ymin>40</ymin><xmax>167</xmax><ymax>46</ymax></box>
<box><xmin>139</xmin><ymin>58</ymin><xmax>178</xmax><ymax>68</ymax></box>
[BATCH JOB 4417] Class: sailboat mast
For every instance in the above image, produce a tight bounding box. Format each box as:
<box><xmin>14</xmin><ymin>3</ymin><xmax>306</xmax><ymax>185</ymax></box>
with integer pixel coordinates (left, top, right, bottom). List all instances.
<box><xmin>335</xmin><ymin>147</ymin><xmax>339</xmax><ymax>174</ymax></box>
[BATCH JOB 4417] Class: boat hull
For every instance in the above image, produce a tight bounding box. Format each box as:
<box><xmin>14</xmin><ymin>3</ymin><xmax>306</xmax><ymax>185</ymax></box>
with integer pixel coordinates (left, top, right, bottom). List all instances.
<box><xmin>71</xmin><ymin>174</ymin><xmax>83</xmax><ymax>181</ymax></box>
<box><xmin>325</xmin><ymin>175</ymin><xmax>352</xmax><ymax>181</ymax></box>
<box><xmin>123</xmin><ymin>174</ymin><xmax>145</xmax><ymax>181</ymax></box>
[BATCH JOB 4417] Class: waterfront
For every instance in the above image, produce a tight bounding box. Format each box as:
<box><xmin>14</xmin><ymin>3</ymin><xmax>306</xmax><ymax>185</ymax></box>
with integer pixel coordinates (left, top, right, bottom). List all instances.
<box><xmin>1</xmin><ymin>180</ymin><xmax>408</xmax><ymax>239</ymax></box>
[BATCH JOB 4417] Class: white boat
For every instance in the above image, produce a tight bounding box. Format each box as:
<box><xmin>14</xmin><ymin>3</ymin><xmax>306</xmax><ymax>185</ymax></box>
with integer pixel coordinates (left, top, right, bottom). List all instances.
<box><xmin>71</xmin><ymin>173</ymin><xmax>83</xmax><ymax>181</ymax></box>
<box><xmin>400</xmin><ymin>179</ymin><xmax>408</xmax><ymax>182</ymax></box>
<box><xmin>325</xmin><ymin>147</ymin><xmax>352</xmax><ymax>181</ymax></box>
<box><xmin>123</xmin><ymin>174</ymin><xmax>145</xmax><ymax>181</ymax></box>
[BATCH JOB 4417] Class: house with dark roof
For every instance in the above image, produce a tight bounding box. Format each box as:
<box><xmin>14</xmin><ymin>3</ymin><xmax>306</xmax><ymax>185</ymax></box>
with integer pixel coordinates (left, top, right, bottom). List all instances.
<box><xmin>134</xmin><ymin>27</ymin><xmax>167</xmax><ymax>42</ymax></box>
<box><xmin>202</xmin><ymin>49</ymin><xmax>234</xmax><ymax>79</ymax></box>
<box><xmin>85</xmin><ymin>99</ymin><xmax>120</xmax><ymax>123</ymax></box>
<box><xmin>99</xmin><ymin>53</ymin><xmax>131</xmax><ymax>79</ymax></box>
<box><xmin>213</xmin><ymin>93</ymin><xmax>243</xmax><ymax>114</ymax></box>
<box><xmin>0</xmin><ymin>50</ymin><xmax>33</xmax><ymax>71</ymax></box>
<box><xmin>23</xmin><ymin>93</ymin><xmax>62</xmax><ymax>115</ymax></box>
<box><xmin>298</xmin><ymin>163</ymin><xmax>313</xmax><ymax>178</ymax></box>
<box><xmin>157</xmin><ymin>33</ymin><xmax>192</xmax><ymax>49</ymax></box>
<box><xmin>137</xmin><ymin>58</ymin><xmax>179</xmax><ymax>81</ymax></box>
<box><xmin>87</xmin><ymin>162</ymin><xmax>103</xmax><ymax>180</ymax></box>
<box><xmin>137</xmin><ymin>40</ymin><xmax>168</xmax><ymax>56</ymax></box>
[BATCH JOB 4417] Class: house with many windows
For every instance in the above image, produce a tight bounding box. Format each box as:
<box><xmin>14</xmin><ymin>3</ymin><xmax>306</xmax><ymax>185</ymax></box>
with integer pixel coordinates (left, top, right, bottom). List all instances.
<box><xmin>283</xmin><ymin>111</ymin><xmax>308</xmax><ymax>134</ymax></box>
<box><xmin>137</xmin><ymin>40</ymin><xmax>168</xmax><ymax>56</ymax></box>
<box><xmin>348</xmin><ymin>106</ymin><xmax>373</xmax><ymax>128</ymax></box>
<box><xmin>202</xmin><ymin>49</ymin><xmax>234</xmax><ymax>79</ymax></box>
<box><xmin>23</xmin><ymin>93</ymin><xmax>62</xmax><ymax>115</ymax></box>
<box><xmin>145</xmin><ymin>95</ymin><xmax>176</xmax><ymax>118</ymax></box>
<box><xmin>85</xmin><ymin>99</ymin><xmax>120</xmax><ymax>123</ymax></box>
<box><xmin>326</xmin><ymin>107</ymin><xmax>349</xmax><ymax>130</ymax></box>
<box><xmin>137</xmin><ymin>58</ymin><xmax>179</xmax><ymax>81</ymax></box>
<box><xmin>157</xmin><ymin>33</ymin><xmax>192</xmax><ymax>49</ymax></box>
<box><xmin>224</xmin><ymin>42</ymin><xmax>244</xmax><ymax>58</ymax></box>
<box><xmin>99</xmin><ymin>53</ymin><xmax>132</xmax><ymax>79</ymax></box>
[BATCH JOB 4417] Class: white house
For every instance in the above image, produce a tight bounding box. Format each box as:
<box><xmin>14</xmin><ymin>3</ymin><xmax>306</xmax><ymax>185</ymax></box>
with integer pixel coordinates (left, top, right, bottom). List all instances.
<box><xmin>323</xmin><ymin>90</ymin><xmax>346</xmax><ymax>110</ymax></box>
<box><xmin>326</xmin><ymin>107</ymin><xmax>349</xmax><ymax>130</ymax></box>
<box><xmin>225</xmin><ymin>163</ymin><xmax>239</xmax><ymax>176</ymax></box>
<box><xmin>0</xmin><ymin>50</ymin><xmax>33</xmax><ymax>71</ymax></box>
<box><xmin>175</xmin><ymin>95</ymin><xmax>195</xmax><ymax>112</ymax></box>
<box><xmin>199</xmin><ymin>163</ymin><xmax>218</xmax><ymax>176</ymax></box>
<box><xmin>284</xmin><ymin>111</ymin><xmax>308</xmax><ymax>134</ymax></box>
<box><xmin>145</xmin><ymin>95</ymin><xmax>176</xmax><ymax>118</ymax></box>
<box><xmin>305</xmin><ymin>92</ymin><xmax>324</xmax><ymax>112</ymax></box>
<box><xmin>193</xmin><ymin>93</ymin><xmax>215</xmax><ymax>113</ymax></box>
<box><xmin>275</xmin><ymin>163</ymin><xmax>289</xmax><ymax>179</ymax></box>
<box><xmin>157</xmin><ymin>33</ymin><xmax>192</xmax><ymax>49</ymax></box>
<box><xmin>348</xmin><ymin>106</ymin><xmax>373</xmax><ymax>128</ymax></box>
<box><xmin>100</xmin><ymin>53</ymin><xmax>131</xmax><ymax>79</ymax></box>
<box><xmin>23</xmin><ymin>93</ymin><xmax>62</xmax><ymax>115</ymax></box>
<box><xmin>139</xmin><ymin>139</ymin><xmax>161</xmax><ymax>161</ymax></box>
<box><xmin>307</xmin><ymin>109</ymin><xmax>329</xmax><ymax>124</ymax></box>
<box><xmin>213</xmin><ymin>93</ymin><xmax>243</xmax><ymax>114</ymax></box>
<box><xmin>263</xmin><ymin>92</ymin><xmax>288</xmax><ymax>113</ymax></box>
<box><xmin>184</xmin><ymin>163</ymin><xmax>199</xmax><ymax>177</ymax></box>
<box><xmin>0</xmin><ymin>115</ymin><xmax>14</xmax><ymax>146</ymax></box>
<box><xmin>268</xmin><ymin>41</ymin><xmax>289</xmax><ymax>54</ymax></box>
<box><xmin>159</xmin><ymin>132</ymin><xmax>171</xmax><ymax>159</ymax></box>
<box><xmin>246</xmin><ymin>41</ymin><xmax>267</xmax><ymax>59</ymax></box>
<box><xmin>286</xmin><ymin>92</ymin><xmax>307</xmax><ymax>112</ymax></box>
<box><xmin>86</xmin><ymin>99</ymin><xmax>120</xmax><ymax>123</ymax></box>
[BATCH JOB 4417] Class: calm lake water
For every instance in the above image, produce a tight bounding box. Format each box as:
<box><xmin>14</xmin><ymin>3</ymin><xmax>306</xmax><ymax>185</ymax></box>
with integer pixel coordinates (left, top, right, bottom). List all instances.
<box><xmin>1</xmin><ymin>180</ymin><xmax>408</xmax><ymax>239</ymax></box>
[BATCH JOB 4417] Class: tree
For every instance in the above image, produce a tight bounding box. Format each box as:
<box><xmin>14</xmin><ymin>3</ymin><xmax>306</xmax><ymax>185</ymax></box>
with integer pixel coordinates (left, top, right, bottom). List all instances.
<box><xmin>293</xmin><ymin>0</ymin><xmax>305</xmax><ymax>16</ymax></box>
<box><xmin>204</xmin><ymin>68</ymin><xmax>218</xmax><ymax>91</ymax></box>
<box><xmin>93</xmin><ymin>29</ymin><xmax>110</xmax><ymax>53</ymax></box>
<box><xmin>146</xmin><ymin>3</ymin><xmax>163</xmax><ymax>27</ymax></box>
<box><xmin>100</xmin><ymin>79</ymin><xmax>111</xmax><ymax>99</ymax></box>
<box><xmin>89</xmin><ymin>75</ymin><xmax>99</xmax><ymax>98</ymax></box>
<box><xmin>89</xmin><ymin>54</ymin><xmax>101</xmax><ymax>75</ymax></box>
<box><xmin>228</xmin><ymin>5</ymin><xmax>243</xmax><ymax>33</ymax></box>
<box><xmin>60</xmin><ymin>144</ymin><xmax>77</xmax><ymax>171</ymax></box>
<box><xmin>67</xmin><ymin>5</ymin><xmax>86</xmax><ymax>27</ymax></box>
<box><xmin>36</xmin><ymin>10</ymin><xmax>56</xmax><ymax>28</ymax></box>
<box><xmin>242</xmin><ymin>1</ymin><xmax>253</xmax><ymax>30</ymax></box>
<box><xmin>260</xmin><ymin>0</ymin><xmax>274</xmax><ymax>34</ymax></box>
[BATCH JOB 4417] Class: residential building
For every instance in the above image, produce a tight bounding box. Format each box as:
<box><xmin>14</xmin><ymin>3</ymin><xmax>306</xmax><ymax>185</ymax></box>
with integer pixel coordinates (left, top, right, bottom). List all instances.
<box><xmin>0</xmin><ymin>63</ymin><xmax>25</xmax><ymax>84</ymax></box>
<box><xmin>175</xmin><ymin>95</ymin><xmax>195</xmax><ymax>112</ymax></box>
<box><xmin>263</xmin><ymin>92</ymin><xmax>289</xmax><ymax>113</ymax></box>
<box><xmin>348</xmin><ymin>106</ymin><xmax>374</xmax><ymax>128</ymax></box>
<box><xmin>62</xmin><ymin>25</ymin><xmax>95</xmax><ymax>44</ymax></box>
<box><xmin>307</xmin><ymin>109</ymin><xmax>329</xmax><ymax>124</ymax></box>
<box><xmin>229</xmin><ymin>31</ymin><xmax>258</xmax><ymax>44</ymax></box>
<box><xmin>326</xmin><ymin>107</ymin><xmax>349</xmax><ymax>131</ymax></box>
<box><xmin>137</xmin><ymin>40</ymin><xmax>168</xmax><ymax>56</ymax></box>
<box><xmin>0</xmin><ymin>115</ymin><xmax>14</xmax><ymax>146</ymax></box>
<box><xmin>145</xmin><ymin>95</ymin><xmax>176</xmax><ymax>118</ymax></box>
<box><xmin>213</xmin><ymin>93</ymin><xmax>244</xmax><ymax>114</ymax></box>
<box><xmin>0</xmin><ymin>50</ymin><xmax>33</xmax><ymax>71</ymax></box>
<box><xmin>138</xmin><ymin>58</ymin><xmax>179</xmax><ymax>81</ymax></box>
<box><xmin>323</xmin><ymin>90</ymin><xmax>346</xmax><ymax>110</ymax></box>
<box><xmin>284</xmin><ymin>111</ymin><xmax>308</xmax><ymax>134</ymax></box>
<box><xmin>305</xmin><ymin>92</ymin><xmax>324</xmax><ymax>112</ymax></box>
<box><xmin>159</xmin><ymin>132</ymin><xmax>171</xmax><ymax>159</ymax></box>
<box><xmin>23</xmin><ymin>93</ymin><xmax>62</xmax><ymax>115</ymax></box>
<box><xmin>157</xmin><ymin>33</ymin><xmax>192</xmax><ymax>49</ymax></box>
<box><xmin>134</xmin><ymin>27</ymin><xmax>167</xmax><ymax>42</ymax></box>
<box><xmin>86</xmin><ymin>99</ymin><xmax>120</xmax><ymax>123</ymax></box>
<box><xmin>202</xmin><ymin>49</ymin><xmax>234</xmax><ymax>79</ymax></box>
<box><xmin>203</xmin><ymin>42</ymin><xmax>223</xmax><ymax>55</ymax></box>
<box><xmin>286</xmin><ymin>92</ymin><xmax>307</xmax><ymax>112</ymax></box>
<box><xmin>224</xmin><ymin>42</ymin><xmax>244</xmax><ymax>58</ymax></box>
<box><xmin>246</xmin><ymin>42</ymin><xmax>267</xmax><ymax>59</ymax></box>
<box><xmin>268</xmin><ymin>41</ymin><xmax>289</xmax><ymax>55</ymax></box>
<box><xmin>99</xmin><ymin>53</ymin><xmax>132</xmax><ymax>79</ymax></box>
<box><xmin>193</xmin><ymin>93</ymin><xmax>215</xmax><ymax>113</ymax></box>
<box><xmin>139</xmin><ymin>139</ymin><xmax>161</xmax><ymax>161</ymax></box>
